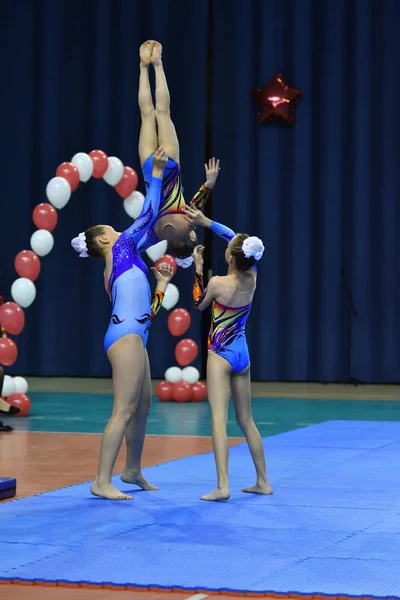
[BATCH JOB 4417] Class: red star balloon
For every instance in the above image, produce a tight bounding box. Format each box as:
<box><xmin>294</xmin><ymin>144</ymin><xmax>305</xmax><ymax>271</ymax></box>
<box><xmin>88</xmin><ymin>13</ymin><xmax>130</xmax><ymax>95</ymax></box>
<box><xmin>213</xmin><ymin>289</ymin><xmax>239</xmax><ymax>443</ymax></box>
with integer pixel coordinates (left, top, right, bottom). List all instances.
<box><xmin>252</xmin><ymin>73</ymin><xmax>302</xmax><ymax>124</ymax></box>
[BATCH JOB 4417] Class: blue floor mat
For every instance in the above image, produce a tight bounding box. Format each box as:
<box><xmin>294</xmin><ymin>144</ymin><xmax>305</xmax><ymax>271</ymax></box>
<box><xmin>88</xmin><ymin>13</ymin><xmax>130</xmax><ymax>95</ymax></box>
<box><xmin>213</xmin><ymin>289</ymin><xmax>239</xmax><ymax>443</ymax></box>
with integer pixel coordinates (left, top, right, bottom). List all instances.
<box><xmin>1</xmin><ymin>420</ymin><xmax>400</xmax><ymax>597</ymax></box>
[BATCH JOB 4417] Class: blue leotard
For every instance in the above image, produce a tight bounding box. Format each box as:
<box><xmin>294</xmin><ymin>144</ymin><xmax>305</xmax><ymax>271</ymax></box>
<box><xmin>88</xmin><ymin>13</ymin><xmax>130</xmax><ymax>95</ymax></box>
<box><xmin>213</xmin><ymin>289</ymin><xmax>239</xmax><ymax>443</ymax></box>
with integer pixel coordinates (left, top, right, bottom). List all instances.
<box><xmin>137</xmin><ymin>153</ymin><xmax>211</xmax><ymax>253</ymax></box>
<box><xmin>104</xmin><ymin>175</ymin><xmax>163</xmax><ymax>353</ymax></box>
<box><xmin>193</xmin><ymin>221</ymin><xmax>256</xmax><ymax>373</ymax></box>
<box><xmin>207</xmin><ymin>296</ymin><xmax>252</xmax><ymax>373</ymax></box>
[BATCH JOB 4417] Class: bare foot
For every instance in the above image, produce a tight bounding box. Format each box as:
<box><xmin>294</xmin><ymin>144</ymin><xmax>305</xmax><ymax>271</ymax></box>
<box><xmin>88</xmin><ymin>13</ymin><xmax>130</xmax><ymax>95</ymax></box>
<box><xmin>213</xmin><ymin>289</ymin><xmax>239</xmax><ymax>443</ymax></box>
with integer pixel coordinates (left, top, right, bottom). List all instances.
<box><xmin>90</xmin><ymin>481</ymin><xmax>133</xmax><ymax>500</ymax></box>
<box><xmin>242</xmin><ymin>483</ymin><xmax>273</xmax><ymax>495</ymax></box>
<box><xmin>151</xmin><ymin>41</ymin><xmax>163</xmax><ymax>65</ymax></box>
<box><xmin>140</xmin><ymin>40</ymin><xmax>154</xmax><ymax>66</ymax></box>
<box><xmin>120</xmin><ymin>471</ymin><xmax>159</xmax><ymax>491</ymax></box>
<box><xmin>200</xmin><ymin>488</ymin><xmax>230</xmax><ymax>501</ymax></box>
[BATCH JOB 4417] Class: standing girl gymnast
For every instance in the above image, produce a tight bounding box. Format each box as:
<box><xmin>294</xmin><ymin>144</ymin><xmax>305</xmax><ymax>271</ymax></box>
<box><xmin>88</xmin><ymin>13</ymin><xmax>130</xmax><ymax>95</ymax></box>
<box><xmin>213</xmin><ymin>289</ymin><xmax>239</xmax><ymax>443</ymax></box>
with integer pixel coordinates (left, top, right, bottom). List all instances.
<box><xmin>71</xmin><ymin>148</ymin><xmax>172</xmax><ymax>501</ymax></box>
<box><xmin>184</xmin><ymin>205</ymin><xmax>273</xmax><ymax>501</ymax></box>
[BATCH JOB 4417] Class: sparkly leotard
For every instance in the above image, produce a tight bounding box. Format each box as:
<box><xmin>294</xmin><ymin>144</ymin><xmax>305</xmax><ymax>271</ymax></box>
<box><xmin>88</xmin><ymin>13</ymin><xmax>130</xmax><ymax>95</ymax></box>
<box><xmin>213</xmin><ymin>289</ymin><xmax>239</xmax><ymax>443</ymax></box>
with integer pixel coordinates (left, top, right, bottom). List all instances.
<box><xmin>104</xmin><ymin>175</ymin><xmax>164</xmax><ymax>353</ymax></box>
<box><xmin>137</xmin><ymin>153</ymin><xmax>212</xmax><ymax>253</ymax></box>
<box><xmin>192</xmin><ymin>221</ymin><xmax>256</xmax><ymax>373</ymax></box>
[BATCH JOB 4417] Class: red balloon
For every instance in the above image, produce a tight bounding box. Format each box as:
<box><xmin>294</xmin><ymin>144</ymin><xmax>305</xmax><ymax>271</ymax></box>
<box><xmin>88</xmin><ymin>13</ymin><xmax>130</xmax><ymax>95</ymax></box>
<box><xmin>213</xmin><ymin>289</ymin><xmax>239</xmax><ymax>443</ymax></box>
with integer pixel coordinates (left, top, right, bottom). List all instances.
<box><xmin>155</xmin><ymin>380</ymin><xmax>174</xmax><ymax>402</ymax></box>
<box><xmin>172</xmin><ymin>381</ymin><xmax>193</xmax><ymax>403</ymax></box>
<box><xmin>192</xmin><ymin>381</ymin><xmax>207</xmax><ymax>402</ymax></box>
<box><xmin>168</xmin><ymin>308</ymin><xmax>191</xmax><ymax>337</ymax></box>
<box><xmin>56</xmin><ymin>162</ymin><xmax>80</xmax><ymax>191</ymax></box>
<box><xmin>252</xmin><ymin>73</ymin><xmax>302</xmax><ymax>124</ymax></box>
<box><xmin>6</xmin><ymin>393</ymin><xmax>31</xmax><ymax>417</ymax></box>
<box><xmin>89</xmin><ymin>150</ymin><xmax>108</xmax><ymax>178</ymax></box>
<box><xmin>175</xmin><ymin>338</ymin><xmax>198</xmax><ymax>367</ymax></box>
<box><xmin>14</xmin><ymin>250</ymin><xmax>41</xmax><ymax>281</ymax></box>
<box><xmin>114</xmin><ymin>166</ymin><xmax>139</xmax><ymax>198</ymax></box>
<box><xmin>0</xmin><ymin>338</ymin><xmax>18</xmax><ymax>366</ymax></box>
<box><xmin>0</xmin><ymin>303</ymin><xmax>25</xmax><ymax>336</ymax></box>
<box><xmin>32</xmin><ymin>203</ymin><xmax>58</xmax><ymax>232</ymax></box>
<box><xmin>155</xmin><ymin>254</ymin><xmax>177</xmax><ymax>276</ymax></box>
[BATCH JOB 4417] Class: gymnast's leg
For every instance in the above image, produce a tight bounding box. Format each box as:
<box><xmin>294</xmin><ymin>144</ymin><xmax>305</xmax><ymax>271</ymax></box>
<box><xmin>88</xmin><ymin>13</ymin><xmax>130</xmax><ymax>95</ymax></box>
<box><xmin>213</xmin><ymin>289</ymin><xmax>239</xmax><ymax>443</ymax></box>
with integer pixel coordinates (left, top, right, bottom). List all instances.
<box><xmin>201</xmin><ymin>352</ymin><xmax>231</xmax><ymax>501</ymax></box>
<box><xmin>231</xmin><ymin>366</ymin><xmax>273</xmax><ymax>495</ymax></box>
<box><xmin>0</xmin><ymin>366</ymin><xmax>14</xmax><ymax>430</ymax></box>
<box><xmin>138</xmin><ymin>40</ymin><xmax>159</xmax><ymax>167</ymax></box>
<box><xmin>121</xmin><ymin>349</ymin><xmax>158</xmax><ymax>490</ymax></box>
<box><xmin>151</xmin><ymin>42</ymin><xmax>180</xmax><ymax>163</ymax></box>
<box><xmin>91</xmin><ymin>334</ymin><xmax>145</xmax><ymax>500</ymax></box>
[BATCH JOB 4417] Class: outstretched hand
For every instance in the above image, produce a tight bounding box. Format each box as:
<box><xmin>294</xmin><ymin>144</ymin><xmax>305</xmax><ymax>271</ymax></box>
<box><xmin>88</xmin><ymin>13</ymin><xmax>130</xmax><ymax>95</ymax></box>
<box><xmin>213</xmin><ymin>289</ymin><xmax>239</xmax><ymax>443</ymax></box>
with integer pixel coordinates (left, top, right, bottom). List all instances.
<box><xmin>151</xmin><ymin>262</ymin><xmax>174</xmax><ymax>289</ymax></box>
<box><xmin>205</xmin><ymin>157</ymin><xmax>220</xmax><ymax>189</ymax></box>
<box><xmin>183</xmin><ymin>204</ymin><xmax>210</xmax><ymax>228</ymax></box>
<box><xmin>193</xmin><ymin>244</ymin><xmax>205</xmax><ymax>267</ymax></box>
<box><xmin>152</xmin><ymin>147</ymin><xmax>168</xmax><ymax>174</ymax></box>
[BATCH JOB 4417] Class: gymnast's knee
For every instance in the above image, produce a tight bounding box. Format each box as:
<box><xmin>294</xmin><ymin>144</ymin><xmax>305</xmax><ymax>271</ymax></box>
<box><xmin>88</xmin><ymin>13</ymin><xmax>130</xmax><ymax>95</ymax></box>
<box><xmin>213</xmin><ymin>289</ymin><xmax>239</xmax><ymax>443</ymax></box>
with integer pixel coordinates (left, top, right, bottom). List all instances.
<box><xmin>155</xmin><ymin>107</ymin><xmax>171</xmax><ymax>119</ymax></box>
<box><xmin>210</xmin><ymin>409</ymin><xmax>228</xmax><ymax>428</ymax></box>
<box><xmin>236</xmin><ymin>413</ymin><xmax>254</xmax><ymax>431</ymax></box>
<box><xmin>111</xmin><ymin>402</ymin><xmax>137</xmax><ymax>424</ymax></box>
<box><xmin>137</xmin><ymin>392</ymin><xmax>152</xmax><ymax>418</ymax></box>
<box><xmin>141</xmin><ymin>106</ymin><xmax>156</xmax><ymax>119</ymax></box>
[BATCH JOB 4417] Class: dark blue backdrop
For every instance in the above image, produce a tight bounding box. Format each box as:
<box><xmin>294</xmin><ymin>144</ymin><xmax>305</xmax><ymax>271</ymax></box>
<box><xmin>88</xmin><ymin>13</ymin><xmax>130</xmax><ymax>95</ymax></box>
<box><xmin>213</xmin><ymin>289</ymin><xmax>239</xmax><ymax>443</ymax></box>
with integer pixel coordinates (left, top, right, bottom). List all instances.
<box><xmin>1</xmin><ymin>0</ymin><xmax>399</xmax><ymax>382</ymax></box>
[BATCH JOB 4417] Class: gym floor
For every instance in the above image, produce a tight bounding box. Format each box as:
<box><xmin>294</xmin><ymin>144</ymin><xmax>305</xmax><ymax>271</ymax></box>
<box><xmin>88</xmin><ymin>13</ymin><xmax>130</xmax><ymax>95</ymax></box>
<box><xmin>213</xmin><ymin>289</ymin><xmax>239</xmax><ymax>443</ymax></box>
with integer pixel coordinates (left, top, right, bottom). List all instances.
<box><xmin>0</xmin><ymin>379</ymin><xmax>399</xmax><ymax>600</ymax></box>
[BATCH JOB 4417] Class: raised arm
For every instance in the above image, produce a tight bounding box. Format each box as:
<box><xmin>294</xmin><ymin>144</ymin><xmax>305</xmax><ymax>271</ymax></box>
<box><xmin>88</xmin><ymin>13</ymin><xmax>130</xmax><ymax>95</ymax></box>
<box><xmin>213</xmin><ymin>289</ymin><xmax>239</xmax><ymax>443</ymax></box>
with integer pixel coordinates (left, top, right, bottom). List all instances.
<box><xmin>208</xmin><ymin>219</ymin><xmax>236</xmax><ymax>242</ymax></box>
<box><xmin>190</xmin><ymin>158</ymin><xmax>220</xmax><ymax>210</ymax></box>
<box><xmin>150</xmin><ymin>261</ymin><xmax>174</xmax><ymax>322</ymax></box>
<box><xmin>124</xmin><ymin>147</ymin><xmax>168</xmax><ymax>247</ymax></box>
<box><xmin>183</xmin><ymin>205</ymin><xmax>236</xmax><ymax>243</ymax></box>
<box><xmin>192</xmin><ymin>245</ymin><xmax>217</xmax><ymax>311</ymax></box>
<box><xmin>150</xmin><ymin>289</ymin><xmax>165</xmax><ymax>321</ymax></box>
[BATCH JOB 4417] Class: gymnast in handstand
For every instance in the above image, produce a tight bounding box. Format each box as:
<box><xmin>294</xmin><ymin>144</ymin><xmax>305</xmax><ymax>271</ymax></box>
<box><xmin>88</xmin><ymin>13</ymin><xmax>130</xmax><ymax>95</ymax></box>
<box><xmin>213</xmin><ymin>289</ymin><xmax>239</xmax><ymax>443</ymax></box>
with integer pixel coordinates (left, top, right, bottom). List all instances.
<box><xmin>136</xmin><ymin>40</ymin><xmax>220</xmax><ymax>264</ymax></box>
<box><xmin>71</xmin><ymin>148</ymin><xmax>172</xmax><ymax>500</ymax></box>
<box><xmin>185</xmin><ymin>205</ymin><xmax>273</xmax><ymax>501</ymax></box>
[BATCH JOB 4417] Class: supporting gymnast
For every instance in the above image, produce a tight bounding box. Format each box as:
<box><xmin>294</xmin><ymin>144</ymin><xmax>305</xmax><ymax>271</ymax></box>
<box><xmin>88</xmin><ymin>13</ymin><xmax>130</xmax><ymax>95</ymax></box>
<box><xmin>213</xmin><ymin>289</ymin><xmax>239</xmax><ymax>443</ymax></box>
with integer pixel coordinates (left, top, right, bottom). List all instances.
<box><xmin>136</xmin><ymin>40</ymin><xmax>220</xmax><ymax>264</ymax></box>
<box><xmin>0</xmin><ymin>366</ymin><xmax>16</xmax><ymax>431</ymax></box>
<box><xmin>0</xmin><ymin>395</ymin><xmax>20</xmax><ymax>429</ymax></box>
<box><xmin>185</xmin><ymin>205</ymin><xmax>273</xmax><ymax>501</ymax></box>
<box><xmin>71</xmin><ymin>148</ymin><xmax>172</xmax><ymax>500</ymax></box>
<box><xmin>0</xmin><ymin>298</ymin><xmax>21</xmax><ymax>428</ymax></box>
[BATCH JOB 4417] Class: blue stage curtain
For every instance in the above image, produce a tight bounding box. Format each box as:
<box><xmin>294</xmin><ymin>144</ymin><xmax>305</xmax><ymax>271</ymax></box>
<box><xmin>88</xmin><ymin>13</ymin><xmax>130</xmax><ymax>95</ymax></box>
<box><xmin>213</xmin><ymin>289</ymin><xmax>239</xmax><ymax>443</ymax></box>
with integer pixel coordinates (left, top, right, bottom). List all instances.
<box><xmin>1</xmin><ymin>0</ymin><xmax>399</xmax><ymax>382</ymax></box>
<box><xmin>209</xmin><ymin>0</ymin><xmax>400</xmax><ymax>382</ymax></box>
<box><xmin>0</xmin><ymin>0</ymin><xmax>209</xmax><ymax>378</ymax></box>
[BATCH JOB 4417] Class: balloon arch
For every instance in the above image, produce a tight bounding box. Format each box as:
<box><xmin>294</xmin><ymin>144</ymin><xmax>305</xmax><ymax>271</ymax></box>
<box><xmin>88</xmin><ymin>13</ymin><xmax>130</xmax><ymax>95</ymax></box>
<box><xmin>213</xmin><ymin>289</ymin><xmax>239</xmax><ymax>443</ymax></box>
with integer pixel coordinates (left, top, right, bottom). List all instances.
<box><xmin>0</xmin><ymin>149</ymin><xmax>206</xmax><ymax>415</ymax></box>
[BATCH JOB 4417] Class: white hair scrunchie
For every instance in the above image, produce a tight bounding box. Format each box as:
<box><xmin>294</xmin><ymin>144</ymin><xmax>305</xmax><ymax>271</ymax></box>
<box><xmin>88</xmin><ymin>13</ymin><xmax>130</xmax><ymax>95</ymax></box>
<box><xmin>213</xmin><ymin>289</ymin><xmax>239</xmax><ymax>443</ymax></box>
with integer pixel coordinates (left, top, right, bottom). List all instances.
<box><xmin>71</xmin><ymin>232</ymin><xmax>89</xmax><ymax>258</ymax></box>
<box><xmin>175</xmin><ymin>256</ymin><xmax>194</xmax><ymax>268</ymax></box>
<box><xmin>242</xmin><ymin>236</ymin><xmax>265</xmax><ymax>261</ymax></box>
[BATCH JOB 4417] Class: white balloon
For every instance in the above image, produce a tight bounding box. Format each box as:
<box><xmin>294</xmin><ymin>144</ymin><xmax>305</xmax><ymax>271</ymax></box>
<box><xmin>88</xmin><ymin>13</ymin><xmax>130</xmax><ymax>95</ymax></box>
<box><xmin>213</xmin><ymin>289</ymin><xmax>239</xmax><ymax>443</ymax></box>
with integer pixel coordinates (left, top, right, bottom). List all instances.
<box><xmin>165</xmin><ymin>366</ymin><xmax>183</xmax><ymax>383</ymax></box>
<box><xmin>46</xmin><ymin>176</ymin><xmax>71</xmax><ymax>209</ymax></box>
<box><xmin>11</xmin><ymin>278</ymin><xmax>36</xmax><ymax>308</ymax></box>
<box><xmin>123</xmin><ymin>191</ymin><xmax>145</xmax><ymax>219</ymax></box>
<box><xmin>146</xmin><ymin>240</ymin><xmax>168</xmax><ymax>262</ymax></box>
<box><xmin>13</xmin><ymin>376</ymin><xmax>28</xmax><ymax>394</ymax></box>
<box><xmin>182</xmin><ymin>366</ymin><xmax>200</xmax><ymax>385</ymax></box>
<box><xmin>1</xmin><ymin>375</ymin><xmax>15</xmax><ymax>397</ymax></box>
<box><xmin>162</xmin><ymin>283</ymin><xmax>179</xmax><ymax>310</ymax></box>
<box><xmin>71</xmin><ymin>152</ymin><xmax>93</xmax><ymax>182</ymax></box>
<box><xmin>103</xmin><ymin>156</ymin><xmax>124</xmax><ymax>186</ymax></box>
<box><xmin>30</xmin><ymin>229</ymin><xmax>54</xmax><ymax>257</ymax></box>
